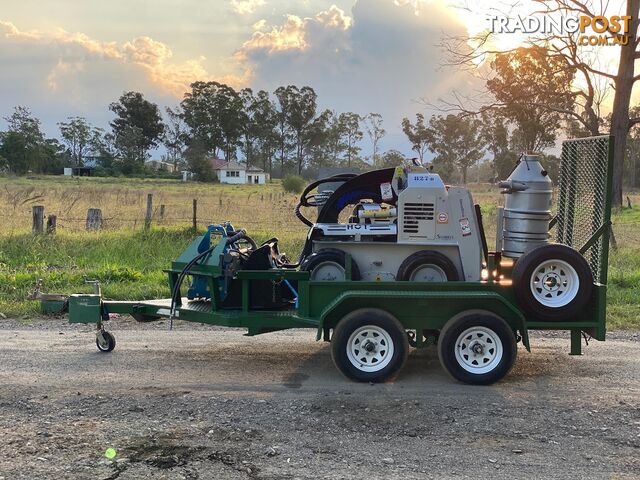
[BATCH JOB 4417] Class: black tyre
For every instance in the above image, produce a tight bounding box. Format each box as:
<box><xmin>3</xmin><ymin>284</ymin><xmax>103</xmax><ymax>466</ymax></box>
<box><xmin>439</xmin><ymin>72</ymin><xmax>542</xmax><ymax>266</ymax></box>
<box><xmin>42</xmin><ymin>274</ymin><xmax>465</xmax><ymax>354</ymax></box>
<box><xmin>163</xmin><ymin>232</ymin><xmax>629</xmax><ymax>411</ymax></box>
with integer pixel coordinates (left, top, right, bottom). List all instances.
<box><xmin>96</xmin><ymin>331</ymin><xmax>116</xmax><ymax>352</ymax></box>
<box><xmin>512</xmin><ymin>244</ymin><xmax>593</xmax><ymax>321</ymax></box>
<box><xmin>396</xmin><ymin>250</ymin><xmax>460</xmax><ymax>281</ymax></box>
<box><xmin>131</xmin><ymin>313</ymin><xmax>161</xmax><ymax>323</ymax></box>
<box><xmin>438</xmin><ymin>312</ymin><xmax>517</xmax><ymax>385</ymax></box>
<box><xmin>331</xmin><ymin>308</ymin><xmax>409</xmax><ymax>382</ymax></box>
<box><xmin>300</xmin><ymin>248</ymin><xmax>361</xmax><ymax>281</ymax></box>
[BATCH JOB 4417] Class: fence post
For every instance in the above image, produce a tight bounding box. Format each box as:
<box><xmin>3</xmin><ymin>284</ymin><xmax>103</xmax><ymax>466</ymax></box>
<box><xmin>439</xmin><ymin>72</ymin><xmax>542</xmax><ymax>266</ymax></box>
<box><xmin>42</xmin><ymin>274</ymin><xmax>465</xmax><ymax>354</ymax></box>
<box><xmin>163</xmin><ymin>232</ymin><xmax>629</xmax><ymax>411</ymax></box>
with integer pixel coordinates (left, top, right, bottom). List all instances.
<box><xmin>32</xmin><ymin>206</ymin><xmax>45</xmax><ymax>234</ymax></box>
<box><xmin>160</xmin><ymin>204</ymin><xmax>165</xmax><ymax>222</ymax></box>
<box><xmin>46</xmin><ymin>215</ymin><xmax>57</xmax><ymax>235</ymax></box>
<box><xmin>192</xmin><ymin>199</ymin><xmax>197</xmax><ymax>233</ymax></box>
<box><xmin>144</xmin><ymin>193</ymin><xmax>153</xmax><ymax>230</ymax></box>
<box><xmin>86</xmin><ymin>208</ymin><xmax>103</xmax><ymax>231</ymax></box>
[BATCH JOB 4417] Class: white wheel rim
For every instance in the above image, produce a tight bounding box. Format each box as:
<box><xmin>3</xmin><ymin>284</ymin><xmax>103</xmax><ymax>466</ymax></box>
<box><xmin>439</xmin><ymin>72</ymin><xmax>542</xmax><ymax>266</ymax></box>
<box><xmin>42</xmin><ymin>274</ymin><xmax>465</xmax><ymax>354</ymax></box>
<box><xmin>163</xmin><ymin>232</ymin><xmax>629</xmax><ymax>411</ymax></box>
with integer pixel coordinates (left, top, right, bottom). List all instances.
<box><xmin>311</xmin><ymin>261</ymin><xmax>345</xmax><ymax>281</ymax></box>
<box><xmin>529</xmin><ymin>259</ymin><xmax>580</xmax><ymax>308</ymax></box>
<box><xmin>410</xmin><ymin>264</ymin><xmax>447</xmax><ymax>282</ymax></box>
<box><xmin>97</xmin><ymin>332</ymin><xmax>109</xmax><ymax>350</ymax></box>
<box><xmin>346</xmin><ymin>325</ymin><xmax>395</xmax><ymax>373</ymax></box>
<box><xmin>454</xmin><ymin>326</ymin><xmax>503</xmax><ymax>374</ymax></box>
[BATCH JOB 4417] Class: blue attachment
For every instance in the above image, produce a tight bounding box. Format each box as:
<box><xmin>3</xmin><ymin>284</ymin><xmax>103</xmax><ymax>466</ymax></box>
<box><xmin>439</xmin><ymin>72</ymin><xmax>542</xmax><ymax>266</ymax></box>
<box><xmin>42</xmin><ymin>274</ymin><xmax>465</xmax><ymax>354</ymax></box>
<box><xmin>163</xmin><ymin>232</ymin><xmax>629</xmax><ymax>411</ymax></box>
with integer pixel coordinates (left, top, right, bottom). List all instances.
<box><xmin>187</xmin><ymin>223</ymin><xmax>235</xmax><ymax>300</ymax></box>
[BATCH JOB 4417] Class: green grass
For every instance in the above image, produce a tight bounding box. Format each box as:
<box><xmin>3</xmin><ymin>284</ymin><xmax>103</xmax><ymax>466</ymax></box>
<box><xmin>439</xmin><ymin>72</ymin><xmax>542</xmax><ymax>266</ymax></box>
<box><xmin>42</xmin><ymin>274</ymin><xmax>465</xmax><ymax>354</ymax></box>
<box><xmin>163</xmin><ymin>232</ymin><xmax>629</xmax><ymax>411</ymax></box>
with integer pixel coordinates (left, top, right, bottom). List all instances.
<box><xmin>0</xmin><ymin>227</ymin><xmax>306</xmax><ymax>317</ymax></box>
<box><xmin>607</xmin><ymin>248</ymin><xmax>640</xmax><ymax>329</ymax></box>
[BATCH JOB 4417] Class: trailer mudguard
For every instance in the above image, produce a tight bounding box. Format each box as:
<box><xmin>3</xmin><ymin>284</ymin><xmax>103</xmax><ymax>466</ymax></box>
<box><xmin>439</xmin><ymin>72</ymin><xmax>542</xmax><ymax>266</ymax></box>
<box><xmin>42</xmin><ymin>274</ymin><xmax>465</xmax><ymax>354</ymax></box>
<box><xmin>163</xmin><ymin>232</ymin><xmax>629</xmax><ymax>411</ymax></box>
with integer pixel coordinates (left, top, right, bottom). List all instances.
<box><xmin>316</xmin><ymin>290</ymin><xmax>531</xmax><ymax>351</ymax></box>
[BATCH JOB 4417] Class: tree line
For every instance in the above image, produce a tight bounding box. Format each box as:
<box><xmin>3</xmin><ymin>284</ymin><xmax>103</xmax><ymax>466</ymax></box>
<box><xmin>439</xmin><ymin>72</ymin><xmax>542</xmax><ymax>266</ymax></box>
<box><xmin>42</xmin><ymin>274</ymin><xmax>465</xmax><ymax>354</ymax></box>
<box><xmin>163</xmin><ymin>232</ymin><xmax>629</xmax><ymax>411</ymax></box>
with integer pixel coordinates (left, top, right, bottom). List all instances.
<box><xmin>1</xmin><ymin>48</ymin><xmax>639</xmax><ymax>189</ymax></box>
<box><xmin>0</xmin><ymin>82</ymin><xmax>558</xmax><ymax>185</ymax></box>
<box><xmin>0</xmin><ymin>85</ymin><xmax>398</xmax><ymax>180</ymax></box>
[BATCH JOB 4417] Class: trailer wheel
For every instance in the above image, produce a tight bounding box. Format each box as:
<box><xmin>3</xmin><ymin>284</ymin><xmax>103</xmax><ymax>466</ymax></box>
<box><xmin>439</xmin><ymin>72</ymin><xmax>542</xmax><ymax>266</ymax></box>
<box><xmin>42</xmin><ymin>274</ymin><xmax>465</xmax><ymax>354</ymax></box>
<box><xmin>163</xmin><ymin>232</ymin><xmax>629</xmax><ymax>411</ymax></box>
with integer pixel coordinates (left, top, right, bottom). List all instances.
<box><xmin>96</xmin><ymin>331</ymin><xmax>116</xmax><ymax>352</ymax></box>
<box><xmin>512</xmin><ymin>244</ymin><xmax>593</xmax><ymax>321</ymax></box>
<box><xmin>331</xmin><ymin>308</ymin><xmax>408</xmax><ymax>382</ymax></box>
<box><xmin>438</xmin><ymin>312</ymin><xmax>516</xmax><ymax>385</ymax></box>
<box><xmin>301</xmin><ymin>248</ymin><xmax>361</xmax><ymax>281</ymax></box>
<box><xmin>396</xmin><ymin>250</ymin><xmax>460</xmax><ymax>281</ymax></box>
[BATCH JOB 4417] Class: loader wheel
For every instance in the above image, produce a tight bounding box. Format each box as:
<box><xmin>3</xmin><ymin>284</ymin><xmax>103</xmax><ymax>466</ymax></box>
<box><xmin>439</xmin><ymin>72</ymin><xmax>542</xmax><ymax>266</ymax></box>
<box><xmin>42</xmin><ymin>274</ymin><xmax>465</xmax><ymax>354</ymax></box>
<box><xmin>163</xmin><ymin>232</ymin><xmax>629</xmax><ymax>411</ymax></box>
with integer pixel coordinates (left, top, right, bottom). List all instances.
<box><xmin>438</xmin><ymin>312</ymin><xmax>516</xmax><ymax>385</ymax></box>
<box><xmin>96</xmin><ymin>331</ymin><xmax>116</xmax><ymax>352</ymax></box>
<box><xmin>331</xmin><ymin>308</ymin><xmax>409</xmax><ymax>382</ymax></box>
<box><xmin>512</xmin><ymin>244</ymin><xmax>593</xmax><ymax>321</ymax></box>
<box><xmin>396</xmin><ymin>250</ymin><xmax>460</xmax><ymax>281</ymax></box>
<box><xmin>301</xmin><ymin>248</ymin><xmax>361</xmax><ymax>281</ymax></box>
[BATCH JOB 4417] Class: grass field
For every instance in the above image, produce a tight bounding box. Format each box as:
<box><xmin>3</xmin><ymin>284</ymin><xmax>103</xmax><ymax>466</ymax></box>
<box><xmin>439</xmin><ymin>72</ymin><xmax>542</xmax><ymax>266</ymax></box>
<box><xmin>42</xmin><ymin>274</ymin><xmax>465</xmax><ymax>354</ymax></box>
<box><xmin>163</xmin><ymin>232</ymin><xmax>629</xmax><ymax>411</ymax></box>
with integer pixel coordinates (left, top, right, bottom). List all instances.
<box><xmin>0</xmin><ymin>175</ymin><xmax>638</xmax><ymax>329</ymax></box>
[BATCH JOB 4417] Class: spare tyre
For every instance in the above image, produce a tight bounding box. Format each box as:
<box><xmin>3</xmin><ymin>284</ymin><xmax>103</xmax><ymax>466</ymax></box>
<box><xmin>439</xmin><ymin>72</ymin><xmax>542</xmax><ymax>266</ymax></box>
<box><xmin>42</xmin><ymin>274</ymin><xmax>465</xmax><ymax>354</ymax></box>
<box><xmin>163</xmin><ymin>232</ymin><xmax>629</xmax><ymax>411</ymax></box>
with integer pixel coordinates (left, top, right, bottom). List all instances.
<box><xmin>300</xmin><ymin>248</ymin><xmax>361</xmax><ymax>281</ymax></box>
<box><xmin>512</xmin><ymin>244</ymin><xmax>593</xmax><ymax>321</ymax></box>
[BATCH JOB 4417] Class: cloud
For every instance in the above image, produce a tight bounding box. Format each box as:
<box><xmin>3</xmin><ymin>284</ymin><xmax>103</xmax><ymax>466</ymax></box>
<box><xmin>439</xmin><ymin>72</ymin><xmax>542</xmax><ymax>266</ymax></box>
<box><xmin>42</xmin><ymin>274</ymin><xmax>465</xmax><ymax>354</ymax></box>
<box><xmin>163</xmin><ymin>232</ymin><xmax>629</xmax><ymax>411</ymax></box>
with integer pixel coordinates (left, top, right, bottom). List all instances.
<box><xmin>239</xmin><ymin>5</ymin><xmax>352</xmax><ymax>55</ymax></box>
<box><xmin>236</xmin><ymin>0</ymin><xmax>478</xmax><ymax>156</ymax></box>
<box><xmin>0</xmin><ymin>20</ymin><xmax>249</xmax><ymax>99</ymax></box>
<box><xmin>230</xmin><ymin>0</ymin><xmax>266</xmax><ymax>15</ymax></box>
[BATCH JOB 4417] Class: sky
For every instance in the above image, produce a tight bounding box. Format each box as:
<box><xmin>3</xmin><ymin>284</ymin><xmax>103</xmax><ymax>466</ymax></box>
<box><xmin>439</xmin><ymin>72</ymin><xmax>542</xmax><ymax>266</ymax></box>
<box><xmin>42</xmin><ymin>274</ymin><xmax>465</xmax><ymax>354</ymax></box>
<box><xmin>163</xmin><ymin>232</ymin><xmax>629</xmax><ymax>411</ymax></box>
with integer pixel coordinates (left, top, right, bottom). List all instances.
<box><xmin>0</xmin><ymin>0</ymin><xmax>632</xmax><ymax>159</ymax></box>
<box><xmin>0</xmin><ymin>0</ymin><xmax>484</xmax><ymax>158</ymax></box>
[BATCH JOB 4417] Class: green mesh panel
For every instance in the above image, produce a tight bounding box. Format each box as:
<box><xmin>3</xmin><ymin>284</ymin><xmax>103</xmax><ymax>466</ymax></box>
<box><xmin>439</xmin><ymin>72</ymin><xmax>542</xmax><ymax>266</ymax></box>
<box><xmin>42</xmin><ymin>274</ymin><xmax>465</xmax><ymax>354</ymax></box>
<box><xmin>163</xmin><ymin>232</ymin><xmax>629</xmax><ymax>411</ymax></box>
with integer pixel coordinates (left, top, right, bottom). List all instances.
<box><xmin>556</xmin><ymin>136</ymin><xmax>613</xmax><ymax>283</ymax></box>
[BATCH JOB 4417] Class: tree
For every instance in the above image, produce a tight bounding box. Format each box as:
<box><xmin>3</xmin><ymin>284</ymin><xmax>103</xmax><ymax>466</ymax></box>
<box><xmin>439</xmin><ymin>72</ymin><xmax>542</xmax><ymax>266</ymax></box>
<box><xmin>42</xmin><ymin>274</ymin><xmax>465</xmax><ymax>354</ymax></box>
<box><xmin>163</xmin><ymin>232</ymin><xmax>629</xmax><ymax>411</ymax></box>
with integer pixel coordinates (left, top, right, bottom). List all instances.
<box><xmin>217</xmin><ymin>85</ymin><xmax>245</xmax><ymax>161</ymax></box>
<box><xmin>5</xmin><ymin>106</ymin><xmax>44</xmax><ymax>142</ymax></box>
<box><xmin>402</xmin><ymin>113</ymin><xmax>433</xmax><ymax>162</ymax></box>
<box><xmin>363</xmin><ymin>113</ymin><xmax>385</xmax><ymax>167</ymax></box>
<box><xmin>249</xmin><ymin>90</ymin><xmax>279</xmax><ymax>176</ymax></box>
<box><xmin>487</xmin><ymin>46</ymin><xmax>575</xmax><ymax>152</ymax></box>
<box><xmin>442</xmin><ymin>0</ymin><xmax>640</xmax><ymax>206</ymax></box>
<box><xmin>109</xmin><ymin>91</ymin><xmax>164</xmax><ymax>165</ymax></box>
<box><xmin>0</xmin><ymin>131</ymin><xmax>31</xmax><ymax>174</ymax></box>
<box><xmin>338</xmin><ymin>112</ymin><xmax>363</xmax><ymax>166</ymax></box>
<box><xmin>624</xmin><ymin>105</ymin><xmax>640</xmax><ymax>189</ymax></box>
<box><xmin>163</xmin><ymin>107</ymin><xmax>187</xmax><ymax>170</ymax></box>
<box><xmin>0</xmin><ymin>106</ymin><xmax>54</xmax><ymax>173</ymax></box>
<box><xmin>275</xmin><ymin>85</ymin><xmax>317</xmax><ymax>175</ymax></box>
<box><xmin>273</xmin><ymin>89</ymin><xmax>293</xmax><ymax>176</ymax></box>
<box><xmin>305</xmin><ymin>110</ymin><xmax>344</xmax><ymax>175</ymax></box>
<box><xmin>379</xmin><ymin>149</ymin><xmax>407</xmax><ymax>168</ymax></box>
<box><xmin>480</xmin><ymin>111</ymin><xmax>514</xmax><ymax>181</ymax></box>
<box><xmin>181</xmin><ymin>81</ymin><xmax>245</xmax><ymax>161</ymax></box>
<box><xmin>112</xmin><ymin>125</ymin><xmax>147</xmax><ymax>173</ymax></box>
<box><xmin>429</xmin><ymin>114</ymin><xmax>484</xmax><ymax>184</ymax></box>
<box><xmin>58</xmin><ymin>117</ymin><xmax>102</xmax><ymax>167</ymax></box>
<box><xmin>184</xmin><ymin>140</ymin><xmax>214</xmax><ymax>181</ymax></box>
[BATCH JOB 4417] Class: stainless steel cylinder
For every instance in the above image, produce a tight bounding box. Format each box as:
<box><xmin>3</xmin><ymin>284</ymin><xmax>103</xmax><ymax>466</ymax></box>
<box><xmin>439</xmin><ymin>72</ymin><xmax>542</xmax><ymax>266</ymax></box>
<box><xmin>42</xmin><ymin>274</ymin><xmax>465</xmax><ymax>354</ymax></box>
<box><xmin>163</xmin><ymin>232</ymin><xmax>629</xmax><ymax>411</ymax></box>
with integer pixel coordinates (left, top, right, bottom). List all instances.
<box><xmin>499</xmin><ymin>155</ymin><xmax>553</xmax><ymax>258</ymax></box>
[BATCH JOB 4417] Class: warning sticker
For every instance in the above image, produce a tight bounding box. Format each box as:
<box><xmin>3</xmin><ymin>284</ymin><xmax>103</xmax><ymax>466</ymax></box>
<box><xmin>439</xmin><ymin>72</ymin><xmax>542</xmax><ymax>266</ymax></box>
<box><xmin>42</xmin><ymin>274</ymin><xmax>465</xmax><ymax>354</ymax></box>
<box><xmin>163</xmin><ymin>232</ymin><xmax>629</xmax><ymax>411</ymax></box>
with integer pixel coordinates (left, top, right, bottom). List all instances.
<box><xmin>459</xmin><ymin>217</ymin><xmax>472</xmax><ymax>237</ymax></box>
<box><xmin>437</xmin><ymin>212</ymin><xmax>449</xmax><ymax>224</ymax></box>
<box><xmin>380</xmin><ymin>182</ymin><xmax>393</xmax><ymax>201</ymax></box>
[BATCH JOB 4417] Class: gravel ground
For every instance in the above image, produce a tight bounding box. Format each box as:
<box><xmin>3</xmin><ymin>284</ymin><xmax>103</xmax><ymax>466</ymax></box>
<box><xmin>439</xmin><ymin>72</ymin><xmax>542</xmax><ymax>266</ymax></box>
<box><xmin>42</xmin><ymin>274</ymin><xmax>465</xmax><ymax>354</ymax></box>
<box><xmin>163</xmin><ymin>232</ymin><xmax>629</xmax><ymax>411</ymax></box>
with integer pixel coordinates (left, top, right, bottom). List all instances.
<box><xmin>0</xmin><ymin>317</ymin><xmax>639</xmax><ymax>479</ymax></box>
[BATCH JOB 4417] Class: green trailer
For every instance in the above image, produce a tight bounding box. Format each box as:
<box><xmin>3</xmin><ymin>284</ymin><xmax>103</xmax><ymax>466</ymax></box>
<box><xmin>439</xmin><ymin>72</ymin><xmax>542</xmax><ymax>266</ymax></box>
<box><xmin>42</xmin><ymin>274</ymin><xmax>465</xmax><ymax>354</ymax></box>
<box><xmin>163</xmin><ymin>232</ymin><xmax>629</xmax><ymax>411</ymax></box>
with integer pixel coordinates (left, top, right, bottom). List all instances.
<box><xmin>63</xmin><ymin>136</ymin><xmax>614</xmax><ymax>385</ymax></box>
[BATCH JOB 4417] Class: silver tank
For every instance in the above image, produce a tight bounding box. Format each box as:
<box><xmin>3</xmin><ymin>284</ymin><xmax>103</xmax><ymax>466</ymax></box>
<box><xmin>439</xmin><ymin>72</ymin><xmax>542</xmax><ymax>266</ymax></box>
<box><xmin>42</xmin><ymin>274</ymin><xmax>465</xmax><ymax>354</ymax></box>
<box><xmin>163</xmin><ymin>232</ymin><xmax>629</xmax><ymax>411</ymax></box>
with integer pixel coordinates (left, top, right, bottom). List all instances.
<box><xmin>498</xmin><ymin>155</ymin><xmax>553</xmax><ymax>258</ymax></box>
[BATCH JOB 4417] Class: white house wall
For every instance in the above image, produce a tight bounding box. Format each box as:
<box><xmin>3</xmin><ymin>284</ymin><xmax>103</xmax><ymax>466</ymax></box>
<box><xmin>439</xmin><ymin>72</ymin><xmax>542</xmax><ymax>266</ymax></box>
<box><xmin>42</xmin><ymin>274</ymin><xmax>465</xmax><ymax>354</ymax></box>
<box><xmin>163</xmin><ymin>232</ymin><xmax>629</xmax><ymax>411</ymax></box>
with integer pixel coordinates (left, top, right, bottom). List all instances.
<box><xmin>219</xmin><ymin>169</ymin><xmax>247</xmax><ymax>184</ymax></box>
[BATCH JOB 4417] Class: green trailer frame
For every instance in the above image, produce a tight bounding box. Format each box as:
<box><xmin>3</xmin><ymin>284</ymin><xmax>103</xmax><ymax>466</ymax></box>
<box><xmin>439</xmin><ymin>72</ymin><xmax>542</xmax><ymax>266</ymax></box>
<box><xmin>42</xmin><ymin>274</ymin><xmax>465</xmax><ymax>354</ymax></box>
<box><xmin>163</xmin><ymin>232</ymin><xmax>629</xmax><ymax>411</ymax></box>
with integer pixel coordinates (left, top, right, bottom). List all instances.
<box><xmin>67</xmin><ymin>135</ymin><xmax>615</xmax><ymax>360</ymax></box>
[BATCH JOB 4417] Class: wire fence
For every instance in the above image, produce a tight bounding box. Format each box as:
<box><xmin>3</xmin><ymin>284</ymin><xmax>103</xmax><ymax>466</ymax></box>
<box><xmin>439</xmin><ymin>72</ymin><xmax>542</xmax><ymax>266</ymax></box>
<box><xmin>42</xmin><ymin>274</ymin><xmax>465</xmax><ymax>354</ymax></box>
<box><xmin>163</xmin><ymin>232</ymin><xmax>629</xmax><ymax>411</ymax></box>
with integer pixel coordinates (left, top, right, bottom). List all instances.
<box><xmin>1</xmin><ymin>176</ymin><xmax>638</xmax><ymax>247</ymax></box>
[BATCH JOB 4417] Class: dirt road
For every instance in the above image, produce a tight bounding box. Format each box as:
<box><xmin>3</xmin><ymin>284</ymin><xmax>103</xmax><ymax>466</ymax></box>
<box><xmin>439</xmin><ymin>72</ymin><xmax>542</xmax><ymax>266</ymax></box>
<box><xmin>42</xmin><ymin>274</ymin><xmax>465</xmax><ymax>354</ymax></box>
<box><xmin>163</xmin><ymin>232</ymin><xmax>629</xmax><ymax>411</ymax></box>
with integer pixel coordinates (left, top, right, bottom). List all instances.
<box><xmin>0</xmin><ymin>318</ymin><xmax>638</xmax><ymax>479</ymax></box>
